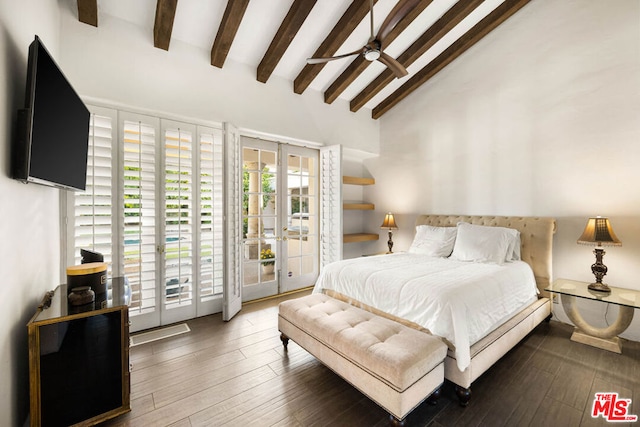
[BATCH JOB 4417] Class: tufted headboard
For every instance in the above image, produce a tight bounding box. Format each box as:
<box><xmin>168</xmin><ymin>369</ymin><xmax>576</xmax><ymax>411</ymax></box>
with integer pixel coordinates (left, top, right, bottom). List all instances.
<box><xmin>415</xmin><ymin>215</ymin><xmax>557</xmax><ymax>297</ymax></box>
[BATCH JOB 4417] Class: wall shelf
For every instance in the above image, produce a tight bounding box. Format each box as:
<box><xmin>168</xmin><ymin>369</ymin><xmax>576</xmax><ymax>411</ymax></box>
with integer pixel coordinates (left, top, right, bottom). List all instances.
<box><xmin>342</xmin><ymin>175</ymin><xmax>377</xmax><ymax>247</ymax></box>
<box><xmin>343</xmin><ymin>176</ymin><xmax>375</xmax><ymax>186</ymax></box>
<box><xmin>343</xmin><ymin>233</ymin><xmax>379</xmax><ymax>243</ymax></box>
<box><xmin>343</xmin><ymin>202</ymin><xmax>375</xmax><ymax>210</ymax></box>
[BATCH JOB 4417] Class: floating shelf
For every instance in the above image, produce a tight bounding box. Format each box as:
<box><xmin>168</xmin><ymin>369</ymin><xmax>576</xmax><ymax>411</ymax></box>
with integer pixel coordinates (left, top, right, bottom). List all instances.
<box><xmin>342</xmin><ymin>175</ymin><xmax>377</xmax><ymax>247</ymax></box>
<box><xmin>343</xmin><ymin>202</ymin><xmax>375</xmax><ymax>210</ymax></box>
<box><xmin>343</xmin><ymin>233</ymin><xmax>379</xmax><ymax>243</ymax></box>
<box><xmin>343</xmin><ymin>176</ymin><xmax>375</xmax><ymax>186</ymax></box>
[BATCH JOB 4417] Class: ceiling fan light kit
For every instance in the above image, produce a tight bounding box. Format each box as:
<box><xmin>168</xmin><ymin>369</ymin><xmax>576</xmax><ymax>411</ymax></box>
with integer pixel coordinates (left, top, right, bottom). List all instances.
<box><xmin>307</xmin><ymin>0</ymin><xmax>419</xmax><ymax>79</ymax></box>
<box><xmin>364</xmin><ymin>48</ymin><xmax>381</xmax><ymax>61</ymax></box>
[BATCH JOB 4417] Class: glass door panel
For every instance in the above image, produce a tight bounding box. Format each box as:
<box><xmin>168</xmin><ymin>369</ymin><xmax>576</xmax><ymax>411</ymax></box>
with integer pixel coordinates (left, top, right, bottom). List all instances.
<box><xmin>240</xmin><ymin>139</ymin><xmax>319</xmax><ymax>301</ymax></box>
<box><xmin>241</xmin><ymin>140</ymin><xmax>279</xmax><ymax>301</ymax></box>
<box><xmin>281</xmin><ymin>146</ymin><xmax>319</xmax><ymax>293</ymax></box>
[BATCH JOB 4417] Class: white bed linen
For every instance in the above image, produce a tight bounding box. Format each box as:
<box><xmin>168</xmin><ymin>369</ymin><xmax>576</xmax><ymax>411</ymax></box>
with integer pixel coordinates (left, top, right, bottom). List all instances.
<box><xmin>312</xmin><ymin>253</ymin><xmax>538</xmax><ymax>371</ymax></box>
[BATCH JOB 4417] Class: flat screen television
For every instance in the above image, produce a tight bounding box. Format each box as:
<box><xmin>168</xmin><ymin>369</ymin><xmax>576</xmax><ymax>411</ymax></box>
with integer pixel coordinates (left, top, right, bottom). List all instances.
<box><xmin>12</xmin><ymin>35</ymin><xmax>90</xmax><ymax>191</ymax></box>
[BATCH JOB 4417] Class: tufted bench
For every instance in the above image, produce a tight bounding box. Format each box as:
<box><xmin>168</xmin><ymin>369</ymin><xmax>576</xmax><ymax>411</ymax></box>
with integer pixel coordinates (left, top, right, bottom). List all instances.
<box><xmin>278</xmin><ymin>293</ymin><xmax>447</xmax><ymax>424</ymax></box>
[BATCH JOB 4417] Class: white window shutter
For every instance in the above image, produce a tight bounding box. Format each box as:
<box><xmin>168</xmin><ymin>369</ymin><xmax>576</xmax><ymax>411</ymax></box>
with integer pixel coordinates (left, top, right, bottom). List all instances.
<box><xmin>67</xmin><ymin>107</ymin><xmax>117</xmax><ymax>271</ymax></box>
<box><xmin>121</xmin><ymin>114</ymin><xmax>159</xmax><ymax>319</ymax></box>
<box><xmin>64</xmin><ymin>106</ymin><xmax>228</xmax><ymax>329</ymax></box>
<box><xmin>319</xmin><ymin>145</ymin><xmax>342</xmax><ymax>269</ymax></box>
<box><xmin>198</xmin><ymin>126</ymin><xmax>225</xmax><ymax>301</ymax></box>
<box><xmin>223</xmin><ymin>122</ymin><xmax>242</xmax><ymax>321</ymax></box>
<box><xmin>162</xmin><ymin>121</ymin><xmax>195</xmax><ymax>309</ymax></box>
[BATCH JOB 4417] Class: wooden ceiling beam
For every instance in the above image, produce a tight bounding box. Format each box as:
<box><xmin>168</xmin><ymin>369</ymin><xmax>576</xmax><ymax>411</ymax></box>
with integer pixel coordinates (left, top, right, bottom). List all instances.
<box><xmin>293</xmin><ymin>0</ymin><xmax>376</xmax><ymax>95</ymax></box>
<box><xmin>323</xmin><ymin>0</ymin><xmax>432</xmax><ymax>105</ymax></box>
<box><xmin>77</xmin><ymin>0</ymin><xmax>98</xmax><ymax>27</ymax></box>
<box><xmin>350</xmin><ymin>0</ymin><xmax>484</xmax><ymax>112</ymax></box>
<box><xmin>257</xmin><ymin>0</ymin><xmax>318</xmax><ymax>84</ymax></box>
<box><xmin>372</xmin><ymin>0</ymin><xmax>532</xmax><ymax>119</ymax></box>
<box><xmin>211</xmin><ymin>0</ymin><xmax>251</xmax><ymax>68</ymax></box>
<box><xmin>154</xmin><ymin>0</ymin><xmax>178</xmax><ymax>51</ymax></box>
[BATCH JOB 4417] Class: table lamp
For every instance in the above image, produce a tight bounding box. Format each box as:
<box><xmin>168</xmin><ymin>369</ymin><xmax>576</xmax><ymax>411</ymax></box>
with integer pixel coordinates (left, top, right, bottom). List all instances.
<box><xmin>380</xmin><ymin>212</ymin><xmax>398</xmax><ymax>253</ymax></box>
<box><xmin>577</xmin><ymin>216</ymin><xmax>621</xmax><ymax>293</ymax></box>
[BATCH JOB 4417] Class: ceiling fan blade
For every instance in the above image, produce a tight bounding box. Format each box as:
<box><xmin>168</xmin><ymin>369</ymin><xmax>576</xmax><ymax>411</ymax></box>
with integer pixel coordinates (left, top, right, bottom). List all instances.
<box><xmin>378</xmin><ymin>51</ymin><xmax>408</xmax><ymax>78</ymax></box>
<box><xmin>306</xmin><ymin>48</ymin><xmax>363</xmax><ymax>64</ymax></box>
<box><xmin>376</xmin><ymin>0</ymin><xmax>421</xmax><ymax>43</ymax></box>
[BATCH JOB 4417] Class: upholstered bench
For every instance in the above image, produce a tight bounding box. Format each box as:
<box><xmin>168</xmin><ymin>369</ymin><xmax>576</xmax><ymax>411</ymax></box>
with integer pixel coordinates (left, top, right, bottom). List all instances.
<box><xmin>278</xmin><ymin>293</ymin><xmax>447</xmax><ymax>425</ymax></box>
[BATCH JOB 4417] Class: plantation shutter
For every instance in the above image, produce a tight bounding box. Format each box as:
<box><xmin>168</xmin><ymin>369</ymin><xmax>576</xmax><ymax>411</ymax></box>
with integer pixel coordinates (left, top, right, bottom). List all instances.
<box><xmin>223</xmin><ymin>122</ymin><xmax>242</xmax><ymax>321</ymax></box>
<box><xmin>198</xmin><ymin>126</ymin><xmax>225</xmax><ymax>302</ymax></box>
<box><xmin>66</xmin><ymin>106</ymin><xmax>117</xmax><ymax>272</ymax></box>
<box><xmin>122</xmin><ymin>113</ymin><xmax>159</xmax><ymax>324</ymax></box>
<box><xmin>162</xmin><ymin>121</ymin><xmax>195</xmax><ymax>315</ymax></box>
<box><xmin>64</xmin><ymin>106</ymin><xmax>227</xmax><ymax>330</ymax></box>
<box><xmin>319</xmin><ymin>145</ymin><xmax>342</xmax><ymax>268</ymax></box>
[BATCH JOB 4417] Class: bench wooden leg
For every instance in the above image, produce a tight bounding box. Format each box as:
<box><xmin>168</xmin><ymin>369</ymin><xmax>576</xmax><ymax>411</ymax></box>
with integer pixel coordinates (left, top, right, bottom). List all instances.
<box><xmin>455</xmin><ymin>385</ymin><xmax>471</xmax><ymax>406</ymax></box>
<box><xmin>280</xmin><ymin>333</ymin><xmax>289</xmax><ymax>350</ymax></box>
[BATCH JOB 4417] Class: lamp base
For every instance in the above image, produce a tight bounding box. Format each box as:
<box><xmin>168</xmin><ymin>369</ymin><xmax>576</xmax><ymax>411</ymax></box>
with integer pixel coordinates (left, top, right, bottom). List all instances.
<box><xmin>587</xmin><ymin>282</ymin><xmax>611</xmax><ymax>293</ymax></box>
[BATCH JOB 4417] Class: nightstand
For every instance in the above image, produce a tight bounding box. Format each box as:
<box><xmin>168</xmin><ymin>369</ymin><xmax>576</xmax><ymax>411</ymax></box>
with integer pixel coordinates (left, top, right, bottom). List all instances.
<box><xmin>546</xmin><ymin>279</ymin><xmax>640</xmax><ymax>353</ymax></box>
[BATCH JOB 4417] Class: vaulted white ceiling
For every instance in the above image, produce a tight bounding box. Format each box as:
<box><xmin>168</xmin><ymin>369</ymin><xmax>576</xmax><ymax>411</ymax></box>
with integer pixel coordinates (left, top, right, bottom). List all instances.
<box><xmin>75</xmin><ymin>0</ymin><xmax>531</xmax><ymax>118</ymax></box>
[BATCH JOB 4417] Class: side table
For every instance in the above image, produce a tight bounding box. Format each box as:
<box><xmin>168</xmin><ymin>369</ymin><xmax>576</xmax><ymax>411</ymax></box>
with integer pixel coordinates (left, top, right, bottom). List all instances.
<box><xmin>546</xmin><ymin>279</ymin><xmax>639</xmax><ymax>353</ymax></box>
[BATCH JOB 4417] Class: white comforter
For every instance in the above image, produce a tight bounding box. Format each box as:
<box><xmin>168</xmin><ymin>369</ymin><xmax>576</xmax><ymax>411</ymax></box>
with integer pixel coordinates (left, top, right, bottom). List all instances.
<box><xmin>312</xmin><ymin>253</ymin><xmax>538</xmax><ymax>371</ymax></box>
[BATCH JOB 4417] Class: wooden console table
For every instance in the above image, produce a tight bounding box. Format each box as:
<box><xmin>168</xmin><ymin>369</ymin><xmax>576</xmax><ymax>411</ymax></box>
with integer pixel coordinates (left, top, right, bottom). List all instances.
<box><xmin>546</xmin><ymin>279</ymin><xmax>639</xmax><ymax>353</ymax></box>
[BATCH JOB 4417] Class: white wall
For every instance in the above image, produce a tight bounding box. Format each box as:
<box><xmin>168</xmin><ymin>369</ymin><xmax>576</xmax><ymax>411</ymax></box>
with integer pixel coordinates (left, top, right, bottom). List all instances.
<box><xmin>0</xmin><ymin>1</ymin><xmax>61</xmax><ymax>425</ymax></box>
<box><xmin>367</xmin><ymin>0</ymin><xmax>640</xmax><ymax>340</ymax></box>
<box><xmin>56</xmin><ymin>2</ymin><xmax>379</xmax><ymax>152</ymax></box>
<box><xmin>0</xmin><ymin>1</ymin><xmax>379</xmax><ymax>424</ymax></box>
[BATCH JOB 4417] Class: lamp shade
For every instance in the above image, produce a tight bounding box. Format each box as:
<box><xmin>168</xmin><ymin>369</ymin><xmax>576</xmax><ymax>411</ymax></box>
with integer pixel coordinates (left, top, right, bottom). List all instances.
<box><xmin>577</xmin><ymin>217</ymin><xmax>621</xmax><ymax>247</ymax></box>
<box><xmin>380</xmin><ymin>212</ymin><xmax>398</xmax><ymax>230</ymax></box>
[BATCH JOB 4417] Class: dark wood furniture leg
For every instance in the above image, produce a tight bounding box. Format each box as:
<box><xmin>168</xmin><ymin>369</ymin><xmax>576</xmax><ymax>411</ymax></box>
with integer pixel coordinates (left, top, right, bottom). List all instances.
<box><xmin>280</xmin><ymin>333</ymin><xmax>289</xmax><ymax>350</ymax></box>
<box><xmin>455</xmin><ymin>385</ymin><xmax>471</xmax><ymax>406</ymax></box>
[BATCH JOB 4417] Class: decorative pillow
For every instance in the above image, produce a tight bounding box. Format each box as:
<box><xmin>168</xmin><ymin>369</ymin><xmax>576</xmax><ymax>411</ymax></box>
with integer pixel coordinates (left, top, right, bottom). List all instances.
<box><xmin>450</xmin><ymin>222</ymin><xmax>520</xmax><ymax>264</ymax></box>
<box><xmin>408</xmin><ymin>225</ymin><xmax>457</xmax><ymax>257</ymax></box>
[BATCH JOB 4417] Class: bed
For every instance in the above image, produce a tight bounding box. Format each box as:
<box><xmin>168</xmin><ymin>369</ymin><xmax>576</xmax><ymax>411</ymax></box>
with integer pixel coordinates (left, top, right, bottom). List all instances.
<box><xmin>312</xmin><ymin>215</ymin><xmax>556</xmax><ymax>404</ymax></box>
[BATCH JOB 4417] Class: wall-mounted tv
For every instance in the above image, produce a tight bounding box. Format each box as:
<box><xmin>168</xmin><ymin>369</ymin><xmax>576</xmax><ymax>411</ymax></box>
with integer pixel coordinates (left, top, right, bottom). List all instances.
<box><xmin>12</xmin><ymin>35</ymin><xmax>90</xmax><ymax>191</ymax></box>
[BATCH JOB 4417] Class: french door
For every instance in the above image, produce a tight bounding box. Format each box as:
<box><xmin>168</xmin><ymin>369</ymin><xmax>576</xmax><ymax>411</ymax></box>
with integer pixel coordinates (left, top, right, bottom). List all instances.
<box><xmin>65</xmin><ymin>106</ymin><xmax>330</xmax><ymax>330</ymax></box>
<box><xmin>241</xmin><ymin>138</ymin><xmax>319</xmax><ymax>301</ymax></box>
<box><xmin>65</xmin><ymin>107</ymin><xmax>226</xmax><ymax>332</ymax></box>
<box><xmin>122</xmin><ymin>116</ymin><xmax>227</xmax><ymax>330</ymax></box>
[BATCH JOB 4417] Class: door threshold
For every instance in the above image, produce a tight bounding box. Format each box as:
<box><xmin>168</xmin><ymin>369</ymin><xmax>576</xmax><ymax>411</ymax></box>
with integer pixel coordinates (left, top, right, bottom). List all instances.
<box><xmin>244</xmin><ymin>286</ymin><xmax>313</xmax><ymax>305</ymax></box>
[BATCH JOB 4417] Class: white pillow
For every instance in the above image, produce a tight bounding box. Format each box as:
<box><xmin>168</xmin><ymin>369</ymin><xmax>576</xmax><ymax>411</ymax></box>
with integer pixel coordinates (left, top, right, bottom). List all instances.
<box><xmin>408</xmin><ymin>225</ymin><xmax>457</xmax><ymax>257</ymax></box>
<box><xmin>450</xmin><ymin>222</ymin><xmax>520</xmax><ymax>264</ymax></box>
<box><xmin>506</xmin><ymin>230</ymin><xmax>521</xmax><ymax>261</ymax></box>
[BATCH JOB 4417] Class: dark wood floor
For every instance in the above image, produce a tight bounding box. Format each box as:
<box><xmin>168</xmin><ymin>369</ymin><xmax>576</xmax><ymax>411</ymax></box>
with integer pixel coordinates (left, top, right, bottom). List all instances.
<box><xmin>105</xmin><ymin>292</ymin><xmax>640</xmax><ymax>426</ymax></box>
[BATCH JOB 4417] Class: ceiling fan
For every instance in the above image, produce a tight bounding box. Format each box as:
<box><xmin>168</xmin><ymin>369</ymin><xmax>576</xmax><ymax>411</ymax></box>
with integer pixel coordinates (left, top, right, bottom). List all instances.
<box><xmin>306</xmin><ymin>0</ymin><xmax>419</xmax><ymax>78</ymax></box>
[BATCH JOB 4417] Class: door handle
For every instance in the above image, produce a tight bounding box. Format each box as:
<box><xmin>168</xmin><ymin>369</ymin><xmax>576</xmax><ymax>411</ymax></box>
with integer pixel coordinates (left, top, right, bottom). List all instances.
<box><xmin>277</xmin><ymin>226</ymin><xmax>289</xmax><ymax>241</ymax></box>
